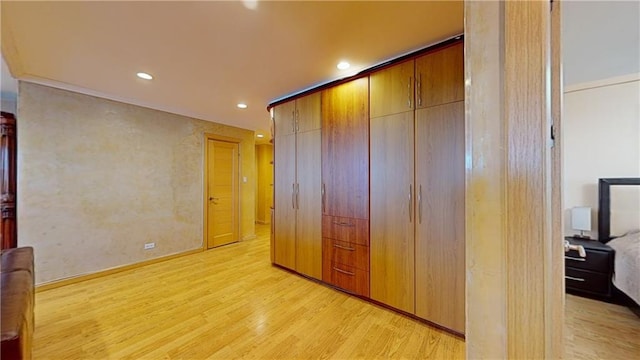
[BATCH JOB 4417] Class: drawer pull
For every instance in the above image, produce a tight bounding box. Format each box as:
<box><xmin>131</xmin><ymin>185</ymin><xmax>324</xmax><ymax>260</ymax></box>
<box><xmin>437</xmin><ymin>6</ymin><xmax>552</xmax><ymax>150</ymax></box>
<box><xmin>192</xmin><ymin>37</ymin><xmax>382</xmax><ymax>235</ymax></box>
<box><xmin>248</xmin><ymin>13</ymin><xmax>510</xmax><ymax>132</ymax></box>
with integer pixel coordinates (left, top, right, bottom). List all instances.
<box><xmin>333</xmin><ymin>244</ymin><xmax>355</xmax><ymax>251</ymax></box>
<box><xmin>565</xmin><ymin>275</ymin><xmax>585</xmax><ymax>282</ymax></box>
<box><xmin>333</xmin><ymin>267</ymin><xmax>355</xmax><ymax>276</ymax></box>
<box><xmin>565</xmin><ymin>256</ymin><xmax>586</xmax><ymax>262</ymax></box>
<box><xmin>333</xmin><ymin>221</ymin><xmax>355</xmax><ymax>227</ymax></box>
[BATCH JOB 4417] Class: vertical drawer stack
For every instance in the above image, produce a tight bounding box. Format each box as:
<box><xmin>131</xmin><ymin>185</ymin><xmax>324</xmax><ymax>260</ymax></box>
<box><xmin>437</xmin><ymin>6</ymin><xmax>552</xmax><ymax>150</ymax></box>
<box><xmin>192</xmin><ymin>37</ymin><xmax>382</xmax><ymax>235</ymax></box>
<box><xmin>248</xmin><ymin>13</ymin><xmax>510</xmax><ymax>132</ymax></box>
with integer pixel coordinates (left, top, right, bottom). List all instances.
<box><xmin>322</xmin><ymin>216</ymin><xmax>369</xmax><ymax>297</ymax></box>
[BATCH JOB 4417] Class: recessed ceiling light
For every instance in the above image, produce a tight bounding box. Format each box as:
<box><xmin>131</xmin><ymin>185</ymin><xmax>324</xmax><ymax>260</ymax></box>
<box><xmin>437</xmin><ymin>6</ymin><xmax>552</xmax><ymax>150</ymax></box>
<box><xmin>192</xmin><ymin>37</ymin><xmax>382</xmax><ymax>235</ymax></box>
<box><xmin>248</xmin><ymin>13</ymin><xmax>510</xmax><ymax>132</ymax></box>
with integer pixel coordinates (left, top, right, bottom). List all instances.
<box><xmin>136</xmin><ymin>72</ymin><xmax>153</xmax><ymax>80</ymax></box>
<box><xmin>237</xmin><ymin>103</ymin><xmax>248</xmax><ymax>109</ymax></box>
<box><xmin>337</xmin><ymin>61</ymin><xmax>350</xmax><ymax>70</ymax></box>
<box><xmin>256</xmin><ymin>134</ymin><xmax>264</xmax><ymax>138</ymax></box>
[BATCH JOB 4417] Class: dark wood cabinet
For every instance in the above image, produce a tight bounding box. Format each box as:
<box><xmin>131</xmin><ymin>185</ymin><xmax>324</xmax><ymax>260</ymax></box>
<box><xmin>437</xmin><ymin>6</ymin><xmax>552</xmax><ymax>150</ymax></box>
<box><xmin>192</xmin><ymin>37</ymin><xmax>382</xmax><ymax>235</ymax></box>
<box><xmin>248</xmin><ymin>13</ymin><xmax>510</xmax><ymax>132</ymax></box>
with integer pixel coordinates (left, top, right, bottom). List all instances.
<box><xmin>564</xmin><ymin>237</ymin><xmax>614</xmax><ymax>297</ymax></box>
<box><xmin>1</xmin><ymin>112</ymin><xmax>17</xmax><ymax>250</ymax></box>
<box><xmin>321</xmin><ymin>78</ymin><xmax>369</xmax><ymax>220</ymax></box>
<box><xmin>321</xmin><ymin>77</ymin><xmax>370</xmax><ymax>296</ymax></box>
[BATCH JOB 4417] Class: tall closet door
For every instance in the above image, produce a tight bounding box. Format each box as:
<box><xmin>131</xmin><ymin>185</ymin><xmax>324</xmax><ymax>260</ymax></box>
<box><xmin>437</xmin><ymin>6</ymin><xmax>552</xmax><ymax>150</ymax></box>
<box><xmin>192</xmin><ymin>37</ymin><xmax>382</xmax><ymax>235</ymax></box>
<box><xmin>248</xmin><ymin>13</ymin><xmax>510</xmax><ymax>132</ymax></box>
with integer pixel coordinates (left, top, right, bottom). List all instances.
<box><xmin>321</xmin><ymin>78</ymin><xmax>369</xmax><ymax>219</ymax></box>
<box><xmin>415</xmin><ymin>101</ymin><xmax>465</xmax><ymax>333</ymax></box>
<box><xmin>274</xmin><ymin>133</ymin><xmax>296</xmax><ymax>270</ymax></box>
<box><xmin>370</xmin><ymin>111</ymin><xmax>415</xmax><ymax>313</ymax></box>
<box><xmin>295</xmin><ymin>129</ymin><xmax>322</xmax><ymax>279</ymax></box>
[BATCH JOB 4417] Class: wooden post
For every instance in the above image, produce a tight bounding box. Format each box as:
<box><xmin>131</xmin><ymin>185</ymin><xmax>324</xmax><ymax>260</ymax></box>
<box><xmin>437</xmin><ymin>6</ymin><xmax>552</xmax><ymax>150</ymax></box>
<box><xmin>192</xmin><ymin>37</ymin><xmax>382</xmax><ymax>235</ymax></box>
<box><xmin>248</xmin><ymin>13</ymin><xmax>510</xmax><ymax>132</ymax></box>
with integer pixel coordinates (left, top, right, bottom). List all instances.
<box><xmin>465</xmin><ymin>1</ymin><xmax>563</xmax><ymax>358</ymax></box>
<box><xmin>1</xmin><ymin>111</ymin><xmax>18</xmax><ymax>249</ymax></box>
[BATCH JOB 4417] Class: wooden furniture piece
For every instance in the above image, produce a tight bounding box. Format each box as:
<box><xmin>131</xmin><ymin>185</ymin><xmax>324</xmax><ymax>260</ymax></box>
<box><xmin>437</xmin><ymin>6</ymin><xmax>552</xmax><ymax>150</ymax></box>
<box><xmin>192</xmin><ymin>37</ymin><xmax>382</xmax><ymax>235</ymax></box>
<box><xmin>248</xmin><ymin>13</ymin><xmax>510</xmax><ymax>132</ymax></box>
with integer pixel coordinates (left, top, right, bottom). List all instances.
<box><xmin>321</xmin><ymin>78</ymin><xmax>370</xmax><ymax>297</ymax></box>
<box><xmin>1</xmin><ymin>112</ymin><xmax>17</xmax><ymax>250</ymax></box>
<box><xmin>564</xmin><ymin>237</ymin><xmax>614</xmax><ymax>297</ymax></box>
<box><xmin>269</xmin><ymin>38</ymin><xmax>465</xmax><ymax>335</ymax></box>
<box><xmin>272</xmin><ymin>93</ymin><xmax>322</xmax><ymax>280</ymax></box>
<box><xmin>369</xmin><ymin>43</ymin><xmax>465</xmax><ymax>333</ymax></box>
<box><xmin>1</xmin><ymin>247</ymin><xmax>34</xmax><ymax>360</ymax></box>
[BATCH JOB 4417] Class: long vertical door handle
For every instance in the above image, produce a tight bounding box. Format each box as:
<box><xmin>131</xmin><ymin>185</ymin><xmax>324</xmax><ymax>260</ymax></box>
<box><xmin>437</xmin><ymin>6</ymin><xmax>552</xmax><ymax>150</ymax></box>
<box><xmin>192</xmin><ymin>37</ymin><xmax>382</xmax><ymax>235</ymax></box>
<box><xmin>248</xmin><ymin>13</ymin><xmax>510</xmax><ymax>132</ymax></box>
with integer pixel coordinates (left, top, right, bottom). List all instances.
<box><xmin>271</xmin><ymin>209</ymin><xmax>274</xmax><ymax>234</ymax></box>
<box><xmin>292</xmin><ymin>183</ymin><xmax>296</xmax><ymax>209</ymax></box>
<box><xmin>295</xmin><ymin>183</ymin><xmax>299</xmax><ymax>209</ymax></box>
<box><xmin>291</xmin><ymin>110</ymin><xmax>295</xmax><ymax>133</ymax></box>
<box><xmin>407</xmin><ymin>76</ymin><xmax>412</xmax><ymax>108</ymax></box>
<box><xmin>321</xmin><ymin>183</ymin><xmax>326</xmax><ymax>213</ymax></box>
<box><xmin>418</xmin><ymin>185</ymin><xmax>422</xmax><ymax>224</ymax></box>
<box><xmin>295</xmin><ymin>109</ymin><xmax>299</xmax><ymax>132</ymax></box>
<box><xmin>409</xmin><ymin>185</ymin><xmax>413</xmax><ymax>222</ymax></box>
<box><xmin>417</xmin><ymin>73</ymin><xmax>422</xmax><ymax>107</ymax></box>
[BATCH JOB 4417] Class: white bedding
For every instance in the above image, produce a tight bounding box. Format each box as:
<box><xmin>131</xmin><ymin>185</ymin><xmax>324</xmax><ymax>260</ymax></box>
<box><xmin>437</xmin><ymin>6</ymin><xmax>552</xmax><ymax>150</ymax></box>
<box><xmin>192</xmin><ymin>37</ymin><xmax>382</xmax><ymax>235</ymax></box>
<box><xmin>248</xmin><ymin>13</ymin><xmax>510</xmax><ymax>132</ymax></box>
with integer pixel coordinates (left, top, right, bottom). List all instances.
<box><xmin>608</xmin><ymin>231</ymin><xmax>640</xmax><ymax>304</ymax></box>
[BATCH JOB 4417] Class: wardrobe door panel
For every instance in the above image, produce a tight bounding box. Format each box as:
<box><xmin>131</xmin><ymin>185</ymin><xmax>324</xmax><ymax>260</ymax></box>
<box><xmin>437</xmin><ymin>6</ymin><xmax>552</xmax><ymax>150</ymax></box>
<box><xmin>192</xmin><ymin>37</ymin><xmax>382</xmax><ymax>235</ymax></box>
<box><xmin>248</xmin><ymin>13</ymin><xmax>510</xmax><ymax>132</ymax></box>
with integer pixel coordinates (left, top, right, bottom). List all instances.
<box><xmin>370</xmin><ymin>60</ymin><xmax>415</xmax><ymax>118</ymax></box>
<box><xmin>415</xmin><ymin>101</ymin><xmax>465</xmax><ymax>333</ymax></box>
<box><xmin>321</xmin><ymin>78</ymin><xmax>369</xmax><ymax>219</ymax></box>
<box><xmin>273</xmin><ymin>100</ymin><xmax>296</xmax><ymax>138</ymax></box>
<box><xmin>415</xmin><ymin>42</ymin><xmax>464</xmax><ymax>108</ymax></box>
<box><xmin>274</xmin><ymin>133</ymin><xmax>296</xmax><ymax>270</ymax></box>
<box><xmin>370</xmin><ymin>111</ymin><xmax>416</xmax><ymax>313</ymax></box>
<box><xmin>295</xmin><ymin>129</ymin><xmax>322</xmax><ymax>279</ymax></box>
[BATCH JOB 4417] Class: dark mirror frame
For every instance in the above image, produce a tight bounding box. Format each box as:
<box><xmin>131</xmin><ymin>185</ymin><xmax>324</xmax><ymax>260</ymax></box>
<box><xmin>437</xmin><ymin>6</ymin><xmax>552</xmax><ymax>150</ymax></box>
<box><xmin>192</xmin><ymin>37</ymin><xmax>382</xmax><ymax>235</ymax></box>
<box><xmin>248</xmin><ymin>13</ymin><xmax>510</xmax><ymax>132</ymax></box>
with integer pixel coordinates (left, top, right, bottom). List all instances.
<box><xmin>598</xmin><ymin>177</ymin><xmax>640</xmax><ymax>243</ymax></box>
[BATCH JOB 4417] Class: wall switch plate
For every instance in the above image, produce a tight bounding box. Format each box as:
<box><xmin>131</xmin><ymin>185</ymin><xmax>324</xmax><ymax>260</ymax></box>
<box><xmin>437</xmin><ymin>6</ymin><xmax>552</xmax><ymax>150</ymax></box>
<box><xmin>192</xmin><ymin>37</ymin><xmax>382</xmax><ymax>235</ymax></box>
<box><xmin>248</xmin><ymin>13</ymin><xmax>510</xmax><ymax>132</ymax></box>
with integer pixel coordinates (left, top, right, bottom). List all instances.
<box><xmin>144</xmin><ymin>242</ymin><xmax>155</xmax><ymax>250</ymax></box>
<box><xmin>243</xmin><ymin>176</ymin><xmax>247</xmax><ymax>183</ymax></box>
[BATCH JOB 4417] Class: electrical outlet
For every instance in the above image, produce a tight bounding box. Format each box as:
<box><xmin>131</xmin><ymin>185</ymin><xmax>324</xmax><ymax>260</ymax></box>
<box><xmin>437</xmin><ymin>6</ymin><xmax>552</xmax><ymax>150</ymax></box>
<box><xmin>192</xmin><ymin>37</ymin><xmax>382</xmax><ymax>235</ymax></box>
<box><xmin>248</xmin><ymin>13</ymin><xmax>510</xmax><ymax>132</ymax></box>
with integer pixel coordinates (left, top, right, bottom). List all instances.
<box><xmin>144</xmin><ymin>242</ymin><xmax>155</xmax><ymax>250</ymax></box>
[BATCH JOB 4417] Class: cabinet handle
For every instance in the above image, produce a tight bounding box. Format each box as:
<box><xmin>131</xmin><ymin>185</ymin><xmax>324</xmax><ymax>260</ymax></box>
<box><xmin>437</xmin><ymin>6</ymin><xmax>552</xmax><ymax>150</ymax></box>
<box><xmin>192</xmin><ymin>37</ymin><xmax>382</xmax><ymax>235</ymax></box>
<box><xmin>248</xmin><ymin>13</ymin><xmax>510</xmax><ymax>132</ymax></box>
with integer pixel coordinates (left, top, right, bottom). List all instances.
<box><xmin>407</xmin><ymin>76</ymin><xmax>412</xmax><ymax>108</ymax></box>
<box><xmin>292</xmin><ymin>183</ymin><xmax>296</xmax><ymax>209</ymax></box>
<box><xmin>321</xmin><ymin>183</ymin><xmax>326</xmax><ymax>213</ymax></box>
<box><xmin>295</xmin><ymin>183</ymin><xmax>299</xmax><ymax>209</ymax></box>
<box><xmin>409</xmin><ymin>184</ymin><xmax>413</xmax><ymax>222</ymax></box>
<box><xmin>270</xmin><ymin>209</ymin><xmax>274</xmax><ymax>235</ymax></box>
<box><xmin>565</xmin><ymin>256</ymin><xmax>586</xmax><ymax>262</ymax></box>
<box><xmin>333</xmin><ymin>221</ymin><xmax>355</xmax><ymax>227</ymax></box>
<box><xmin>333</xmin><ymin>244</ymin><xmax>355</xmax><ymax>251</ymax></box>
<box><xmin>333</xmin><ymin>267</ymin><xmax>355</xmax><ymax>276</ymax></box>
<box><xmin>418</xmin><ymin>185</ymin><xmax>422</xmax><ymax>224</ymax></box>
<box><xmin>291</xmin><ymin>110</ymin><xmax>295</xmax><ymax>133</ymax></box>
<box><xmin>565</xmin><ymin>276</ymin><xmax>585</xmax><ymax>282</ymax></box>
<box><xmin>417</xmin><ymin>73</ymin><xmax>422</xmax><ymax>107</ymax></box>
<box><xmin>295</xmin><ymin>109</ymin><xmax>299</xmax><ymax>132</ymax></box>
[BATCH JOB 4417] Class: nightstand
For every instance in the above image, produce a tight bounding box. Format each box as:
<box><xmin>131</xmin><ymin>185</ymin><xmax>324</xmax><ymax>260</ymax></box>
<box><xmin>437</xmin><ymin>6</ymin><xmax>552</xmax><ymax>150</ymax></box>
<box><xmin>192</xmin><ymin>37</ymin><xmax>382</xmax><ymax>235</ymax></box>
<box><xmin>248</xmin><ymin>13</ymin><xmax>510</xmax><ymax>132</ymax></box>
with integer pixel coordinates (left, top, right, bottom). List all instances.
<box><xmin>564</xmin><ymin>237</ymin><xmax>614</xmax><ymax>298</ymax></box>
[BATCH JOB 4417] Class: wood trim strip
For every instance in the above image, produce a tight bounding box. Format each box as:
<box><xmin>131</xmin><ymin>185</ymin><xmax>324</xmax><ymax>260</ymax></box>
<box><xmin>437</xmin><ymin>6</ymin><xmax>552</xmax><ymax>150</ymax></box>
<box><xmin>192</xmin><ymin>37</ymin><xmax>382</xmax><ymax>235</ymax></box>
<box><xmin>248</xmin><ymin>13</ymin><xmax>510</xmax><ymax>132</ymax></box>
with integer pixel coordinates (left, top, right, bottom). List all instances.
<box><xmin>36</xmin><ymin>248</ymin><xmax>203</xmax><ymax>292</ymax></box>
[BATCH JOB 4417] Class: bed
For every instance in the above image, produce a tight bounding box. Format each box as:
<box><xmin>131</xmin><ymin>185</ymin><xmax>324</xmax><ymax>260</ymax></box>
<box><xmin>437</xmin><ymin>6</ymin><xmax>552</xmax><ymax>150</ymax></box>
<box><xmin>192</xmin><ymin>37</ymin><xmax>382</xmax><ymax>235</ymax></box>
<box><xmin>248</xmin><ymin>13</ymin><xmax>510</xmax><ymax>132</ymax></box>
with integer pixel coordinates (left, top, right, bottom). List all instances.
<box><xmin>597</xmin><ymin>178</ymin><xmax>640</xmax><ymax>307</ymax></box>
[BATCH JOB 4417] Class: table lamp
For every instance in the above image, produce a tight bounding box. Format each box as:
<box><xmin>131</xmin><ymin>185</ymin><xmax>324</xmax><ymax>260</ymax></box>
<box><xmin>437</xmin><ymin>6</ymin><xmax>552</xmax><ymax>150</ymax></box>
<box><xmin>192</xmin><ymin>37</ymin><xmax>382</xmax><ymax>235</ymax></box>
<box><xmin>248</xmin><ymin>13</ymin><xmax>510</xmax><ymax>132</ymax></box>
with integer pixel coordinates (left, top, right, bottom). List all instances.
<box><xmin>571</xmin><ymin>206</ymin><xmax>591</xmax><ymax>239</ymax></box>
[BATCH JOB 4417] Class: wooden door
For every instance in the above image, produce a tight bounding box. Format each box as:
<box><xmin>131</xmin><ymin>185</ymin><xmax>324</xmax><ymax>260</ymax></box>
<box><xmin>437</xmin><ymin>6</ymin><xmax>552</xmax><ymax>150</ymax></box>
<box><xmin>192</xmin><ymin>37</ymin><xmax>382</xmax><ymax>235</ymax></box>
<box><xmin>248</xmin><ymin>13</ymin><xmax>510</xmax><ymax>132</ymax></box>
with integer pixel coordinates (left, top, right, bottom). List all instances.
<box><xmin>296</xmin><ymin>92</ymin><xmax>322</xmax><ymax>133</ymax></box>
<box><xmin>415</xmin><ymin>43</ymin><xmax>464</xmax><ymax>108</ymax></box>
<box><xmin>321</xmin><ymin>77</ymin><xmax>369</xmax><ymax>219</ymax></box>
<box><xmin>295</xmin><ymin>129</ymin><xmax>322</xmax><ymax>279</ymax></box>
<box><xmin>415</xmin><ymin>101</ymin><xmax>465</xmax><ymax>333</ymax></box>
<box><xmin>206</xmin><ymin>139</ymin><xmax>239</xmax><ymax>248</ymax></box>
<box><xmin>273</xmin><ymin>100</ymin><xmax>296</xmax><ymax>138</ymax></box>
<box><xmin>274</xmin><ymin>133</ymin><xmax>296</xmax><ymax>269</ymax></box>
<box><xmin>370</xmin><ymin>111</ymin><xmax>415</xmax><ymax>313</ymax></box>
<box><xmin>369</xmin><ymin>60</ymin><xmax>415</xmax><ymax>118</ymax></box>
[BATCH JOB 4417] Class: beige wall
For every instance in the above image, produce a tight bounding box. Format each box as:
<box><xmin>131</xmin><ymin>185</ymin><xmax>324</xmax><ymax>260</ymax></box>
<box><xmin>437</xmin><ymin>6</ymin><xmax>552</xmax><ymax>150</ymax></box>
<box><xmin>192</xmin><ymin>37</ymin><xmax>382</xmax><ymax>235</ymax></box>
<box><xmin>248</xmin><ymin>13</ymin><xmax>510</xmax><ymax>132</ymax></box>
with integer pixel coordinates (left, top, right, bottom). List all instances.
<box><xmin>255</xmin><ymin>144</ymin><xmax>273</xmax><ymax>224</ymax></box>
<box><xmin>18</xmin><ymin>82</ymin><xmax>256</xmax><ymax>285</ymax></box>
<box><xmin>563</xmin><ymin>74</ymin><xmax>640</xmax><ymax>238</ymax></box>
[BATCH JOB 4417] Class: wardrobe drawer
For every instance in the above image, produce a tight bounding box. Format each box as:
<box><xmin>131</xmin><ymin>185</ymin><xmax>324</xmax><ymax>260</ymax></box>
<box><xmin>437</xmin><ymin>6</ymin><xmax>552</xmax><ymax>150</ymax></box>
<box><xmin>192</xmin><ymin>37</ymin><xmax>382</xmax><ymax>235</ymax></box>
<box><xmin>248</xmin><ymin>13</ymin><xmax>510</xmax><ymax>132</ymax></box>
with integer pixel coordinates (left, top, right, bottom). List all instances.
<box><xmin>322</xmin><ymin>216</ymin><xmax>369</xmax><ymax>245</ymax></box>
<box><xmin>323</xmin><ymin>238</ymin><xmax>369</xmax><ymax>271</ymax></box>
<box><xmin>565</xmin><ymin>267</ymin><xmax>610</xmax><ymax>296</ymax></box>
<box><xmin>323</xmin><ymin>262</ymin><xmax>369</xmax><ymax>297</ymax></box>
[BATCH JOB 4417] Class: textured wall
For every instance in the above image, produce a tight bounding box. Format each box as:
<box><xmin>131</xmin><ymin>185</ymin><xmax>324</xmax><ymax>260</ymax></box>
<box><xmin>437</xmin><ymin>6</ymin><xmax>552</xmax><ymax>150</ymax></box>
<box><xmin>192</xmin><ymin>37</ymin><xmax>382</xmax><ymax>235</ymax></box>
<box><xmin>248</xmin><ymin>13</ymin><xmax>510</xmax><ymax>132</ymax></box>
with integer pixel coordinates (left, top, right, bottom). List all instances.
<box><xmin>18</xmin><ymin>82</ymin><xmax>255</xmax><ymax>284</ymax></box>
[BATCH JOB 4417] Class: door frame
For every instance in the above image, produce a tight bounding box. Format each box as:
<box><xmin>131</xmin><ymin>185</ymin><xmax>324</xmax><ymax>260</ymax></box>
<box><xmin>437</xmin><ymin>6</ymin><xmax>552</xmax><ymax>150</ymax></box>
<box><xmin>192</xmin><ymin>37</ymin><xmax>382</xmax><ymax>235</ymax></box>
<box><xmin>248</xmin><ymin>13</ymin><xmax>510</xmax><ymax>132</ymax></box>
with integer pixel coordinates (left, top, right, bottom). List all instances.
<box><xmin>203</xmin><ymin>133</ymin><xmax>242</xmax><ymax>250</ymax></box>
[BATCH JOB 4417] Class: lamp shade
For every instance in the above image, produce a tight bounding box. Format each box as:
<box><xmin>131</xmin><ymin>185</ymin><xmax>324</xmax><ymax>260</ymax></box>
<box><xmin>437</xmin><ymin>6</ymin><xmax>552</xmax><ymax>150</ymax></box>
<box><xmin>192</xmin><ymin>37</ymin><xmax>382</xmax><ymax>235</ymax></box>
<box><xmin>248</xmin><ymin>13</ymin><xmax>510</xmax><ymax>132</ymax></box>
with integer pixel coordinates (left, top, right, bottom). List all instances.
<box><xmin>571</xmin><ymin>206</ymin><xmax>591</xmax><ymax>232</ymax></box>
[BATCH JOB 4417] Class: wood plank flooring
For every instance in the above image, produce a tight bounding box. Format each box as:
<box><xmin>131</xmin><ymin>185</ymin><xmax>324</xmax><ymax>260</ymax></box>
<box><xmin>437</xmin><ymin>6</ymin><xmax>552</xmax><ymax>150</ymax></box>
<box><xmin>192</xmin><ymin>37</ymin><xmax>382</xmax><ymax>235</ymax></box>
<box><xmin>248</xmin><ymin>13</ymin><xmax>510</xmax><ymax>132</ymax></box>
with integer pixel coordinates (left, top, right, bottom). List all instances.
<box><xmin>33</xmin><ymin>225</ymin><xmax>463</xmax><ymax>359</ymax></box>
<box><xmin>33</xmin><ymin>225</ymin><xmax>640</xmax><ymax>359</ymax></box>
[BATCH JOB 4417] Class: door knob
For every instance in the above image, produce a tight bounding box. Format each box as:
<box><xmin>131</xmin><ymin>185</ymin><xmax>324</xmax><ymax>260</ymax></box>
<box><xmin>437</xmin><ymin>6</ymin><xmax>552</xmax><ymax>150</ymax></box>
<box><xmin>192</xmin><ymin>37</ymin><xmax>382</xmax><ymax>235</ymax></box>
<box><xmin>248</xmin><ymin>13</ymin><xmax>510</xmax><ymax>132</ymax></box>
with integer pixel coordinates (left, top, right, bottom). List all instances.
<box><xmin>209</xmin><ymin>197</ymin><xmax>219</xmax><ymax>201</ymax></box>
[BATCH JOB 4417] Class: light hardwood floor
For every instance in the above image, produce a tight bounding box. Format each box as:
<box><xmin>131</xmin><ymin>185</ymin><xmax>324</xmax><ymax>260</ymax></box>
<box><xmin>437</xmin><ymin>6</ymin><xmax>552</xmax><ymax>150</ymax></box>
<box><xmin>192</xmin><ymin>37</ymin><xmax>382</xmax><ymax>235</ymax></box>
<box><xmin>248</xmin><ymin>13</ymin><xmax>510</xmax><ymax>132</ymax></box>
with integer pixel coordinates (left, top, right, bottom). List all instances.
<box><xmin>33</xmin><ymin>225</ymin><xmax>639</xmax><ymax>359</ymax></box>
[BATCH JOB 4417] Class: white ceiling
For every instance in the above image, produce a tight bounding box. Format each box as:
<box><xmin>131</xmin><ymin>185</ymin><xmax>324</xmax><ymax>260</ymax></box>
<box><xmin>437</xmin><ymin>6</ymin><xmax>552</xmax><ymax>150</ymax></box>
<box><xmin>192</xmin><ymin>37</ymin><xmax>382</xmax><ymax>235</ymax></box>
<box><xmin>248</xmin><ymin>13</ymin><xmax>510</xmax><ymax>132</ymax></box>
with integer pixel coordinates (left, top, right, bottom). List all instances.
<box><xmin>0</xmin><ymin>1</ymin><xmax>464</xmax><ymax>135</ymax></box>
<box><xmin>562</xmin><ymin>0</ymin><xmax>640</xmax><ymax>85</ymax></box>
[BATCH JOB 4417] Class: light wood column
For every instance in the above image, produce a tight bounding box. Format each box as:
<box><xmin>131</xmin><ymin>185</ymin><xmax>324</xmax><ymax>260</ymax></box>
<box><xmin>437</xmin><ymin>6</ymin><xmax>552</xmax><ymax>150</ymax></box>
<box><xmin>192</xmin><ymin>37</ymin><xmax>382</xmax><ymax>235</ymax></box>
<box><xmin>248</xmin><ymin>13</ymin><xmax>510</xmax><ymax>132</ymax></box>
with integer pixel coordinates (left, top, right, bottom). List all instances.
<box><xmin>465</xmin><ymin>1</ymin><xmax>562</xmax><ymax>359</ymax></box>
